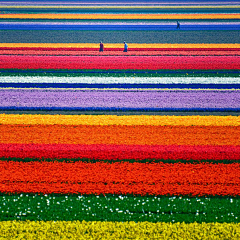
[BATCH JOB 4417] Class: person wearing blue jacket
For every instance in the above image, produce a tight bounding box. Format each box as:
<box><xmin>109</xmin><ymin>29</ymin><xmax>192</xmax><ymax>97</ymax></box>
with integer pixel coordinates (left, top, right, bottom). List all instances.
<box><xmin>176</xmin><ymin>21</ymin><xmax>180</xmax><ymax>29</ymax></box>
<box><xmin>123</xmin><ymin>41</ymin><xmax>128</xmax><ymax>52</ymax></box>
<box><xmin>99</xmin><ymin>41</ymin><xmax>104</xmax><ymax>52</ymax></box>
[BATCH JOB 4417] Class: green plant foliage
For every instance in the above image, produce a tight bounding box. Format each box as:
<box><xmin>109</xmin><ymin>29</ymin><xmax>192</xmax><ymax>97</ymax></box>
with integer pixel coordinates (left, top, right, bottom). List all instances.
<box><xmin>0</xmin><ymin>69</ymin><xmax>239</xmax><ymax>78</ymax></box>
<box><xmin>0</xmin><ymin>194</ymin><xmax>239</xmax><ymax>223</ymax></box>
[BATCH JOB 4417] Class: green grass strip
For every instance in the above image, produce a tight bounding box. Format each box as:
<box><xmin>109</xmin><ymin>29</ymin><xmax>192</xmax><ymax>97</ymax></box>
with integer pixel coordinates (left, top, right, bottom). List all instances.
<box><xmin>0</xmin><ymin>194</ymin><xmax>239</xmax><ymax>223</ymax></box>
<box><xmin>0</xmin><ymin>69</ymin><xmax>239</xmax><ymax>78</ymax></box>
<box><xmin>1</xmin><ymin>157</ymin><xmax>240</xmax><ymax>164</ymax></box>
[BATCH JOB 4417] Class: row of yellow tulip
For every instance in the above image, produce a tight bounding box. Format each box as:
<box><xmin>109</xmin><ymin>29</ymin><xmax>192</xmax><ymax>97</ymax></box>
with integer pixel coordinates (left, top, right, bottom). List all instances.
<box><xmin>0</xmin><ymin>43</ymin><xmax>240</xmax><ymax>49</ymax></box>
<box><xmin>2</xmin><ymin>13</ymin><xmax>240</xmax><ymax>19</ymax></box>
<box><xmin>0</xmin><ymin>114</ymin><xmax>239</xmax><ymax>126</ymax></box>
<box><xmin>0</xmin><ymin>221</ymin><xmax>239</xmax><ymax>239</ymax></box>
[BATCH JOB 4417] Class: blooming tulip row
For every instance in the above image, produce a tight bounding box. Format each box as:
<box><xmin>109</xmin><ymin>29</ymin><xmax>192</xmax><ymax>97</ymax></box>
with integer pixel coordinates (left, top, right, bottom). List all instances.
<box><xmin>1</xmin><ymin>43</ymin><xmax>238</xmax><ymax>50</ymax></box>
<box><xmin>0</xmin><ymin>161</ymin><xmax>240</xmax><ymax>196</ymax></box>
<box><xmin>1</xmin><ymin>76</ymin><xmax>240</xmax><ymax>85</ymax></box>
<box><xmin>2</xmin><ymin>13</ymin><xmax>240</xmax><ymax>20</ymax></box>
<box><xmin>0</xmin><ymin>194</ymin><xmax>239</xmax><ymax>223</ymax></box>
<box><xmin>1</xmin><ymin>125</ymin><xmax>239</xmax><ymax>145</ymax></box>
<box><xmin>0</xmin><ymin>114</ymin><xmax>239</xmax><ymax>161</ymax></box>
<box><xmin>1</xmin><ymin>55</ymin><xmax>240</xmax><ymax>70</ymax></box>
<box><xmin>1</xmin><ymin>49</ymin><xmax>240</xmax><ymax>56</ymax></box>
<box><xmin>1</xmin><ymin>144</ymin><xmax>240</xmax><ymax>161</ymax></box>
<box><xmin>1</xmin><ymin>2</ymin><xmax>240</xmax><ymax>237</ymax></box>
<box><xmin>1</xmin><ymin>220</ymin><xmax>240</xmax><ymax>239</ymax></box>
<box><xmin>1</xmin><ymin>114</ymin><xmax>239</xmax><ymax>126</ymax></box>
<box><xmin>2</xmin><ymin>23</ymin><xmax>240</xmax><ymax>31</ymax></box>
<box><xmin>1</xmin><ymin>89</ymin><xmax>240</xmax><ymax>111</ymax></box>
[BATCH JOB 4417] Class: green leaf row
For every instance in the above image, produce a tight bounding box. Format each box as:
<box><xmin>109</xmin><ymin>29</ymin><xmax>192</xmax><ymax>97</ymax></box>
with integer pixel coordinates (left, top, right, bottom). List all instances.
<box><xmin>0</xmin><ymin>69</ymin><xmax>239</xmax><ymax>78</ymax></box>
<box><xmin>1</xmin><ymin>157</ymin><xmax>240</xmax><ymax>164</ymax></box>
<box><xmin>0</xmin><ymin>194</ymin><xmax>239</xmax><ymax>223</ymax></box>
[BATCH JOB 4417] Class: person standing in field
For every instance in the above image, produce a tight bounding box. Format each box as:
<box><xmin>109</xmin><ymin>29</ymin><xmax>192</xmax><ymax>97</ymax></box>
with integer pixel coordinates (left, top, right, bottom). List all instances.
<box><xmin>176</xmin><ymin>21</ymin><xmax>180</xmax><ymax>29</ymax></box>
<box><xmin>123</xmin><ymin>41</ymin><xmax>128</xmax><ymax>52</ymax></box>
<box><xmin>99</xmin><ymin>41</ymin><xmax>104</xmax><ymax>52</ymax></box>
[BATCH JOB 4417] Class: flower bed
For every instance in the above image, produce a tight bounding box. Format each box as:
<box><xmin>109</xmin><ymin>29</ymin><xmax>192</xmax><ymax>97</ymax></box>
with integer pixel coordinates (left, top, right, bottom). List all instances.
<box><xmin>1</xmin><ymin>124</ymin><xmax>239</xmax><ymax>145</ymax></box>
<box><xmin>0</xmin><ymin>161</ymin><xmax>240</xmax><ymax>196</ymax></box>
<box><xmin>2</xmin><ymin>49</ymin><xmax>240</xmax><ymax>56</ymax></box>
<box><xmin>0</xmin><ymin>114</ymin><xmax>239</xmax><ymax>126</ymax></box>
<box><xmin>0</xmin><ymin>220</ymin><xmax>239</xmax><ymax>239</ymax></box>
<box><xmin>1</xmin><ymin>55</ymin><xmax>240</xmax><ymax>70</ymax></box>
<box><xmin>1</xmin><ymin>2</ymin><xmax>240</xmax><ymax>237</ymax></box>
<box><xmin>1</xmin><ymin>143</ymin><xmax>240</xmax><ymax>161</ymax></box>
<box><xmin>1</xmin><ymin>43</ymin><xmax>239</xmax><ymax>50</ymax></box>
<box><xmin>2</xmin><ymin>13</ymin><xmax>240</xmax><ymax>20</ymax></box>
<box><xmin>0</xmin><ymin>89</ymin><xmax>240</xmax><ymax>111</ymax></box>
<box><xmin>0</xmin><ymin>194</ymin><xmax>239</xmax><ymax>223</ymax></box>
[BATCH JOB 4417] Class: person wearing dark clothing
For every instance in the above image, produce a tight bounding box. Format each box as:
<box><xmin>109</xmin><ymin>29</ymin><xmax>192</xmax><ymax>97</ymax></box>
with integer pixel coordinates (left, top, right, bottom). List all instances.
<box><xmin>176</xmin><ymin>21</ymin><xmax>180</xmax><ymax>29</ymax></box>
<box><xmin>99</xmin><ymin>41</ymin><xmax>104</xmax><ymax>52</ymax></box>
<box><xmin>123</xmin><ymin>41</ymin><xmax>128</xmax><ymax>52</ymax></box>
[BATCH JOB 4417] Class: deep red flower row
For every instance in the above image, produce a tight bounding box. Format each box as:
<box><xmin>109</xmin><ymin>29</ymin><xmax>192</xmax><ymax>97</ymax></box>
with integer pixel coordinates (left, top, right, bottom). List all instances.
<box><xmin>0</xmin><ymin>161</ymin><xmax>239</xmax><ymax>196</ymax></box>
<box><xmin>1</xmin><ymin>50</ymin><xmax>239</xmax><ymax>56</ymax></box>
<box><xmin>1</xmin><ymin>47</ymin><xmax>239</xmax><ymax>51</ymax></box>
<box><xmin>1</xmin><ymin>55</ymin><xmax>239</xmax><ymax>69</ymax></box>
<box><xmin>1</xmin><ymin>144</ymin><xmax>240</xmax><ymax>160</ymax></box>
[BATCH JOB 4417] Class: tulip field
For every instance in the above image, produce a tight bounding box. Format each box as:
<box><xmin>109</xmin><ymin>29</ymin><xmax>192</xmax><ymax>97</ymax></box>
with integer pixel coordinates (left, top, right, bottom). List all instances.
<box><xmin>0</xmin><ymin>0</ymin><xmax>240</xmax><ymax>238</ymax></box>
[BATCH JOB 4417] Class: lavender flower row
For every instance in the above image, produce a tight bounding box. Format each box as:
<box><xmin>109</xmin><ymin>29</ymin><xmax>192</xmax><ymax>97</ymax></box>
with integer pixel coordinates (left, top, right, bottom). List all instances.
<box><xmin>0</xmin><ymin>89</ymin><xmax>239</xmax><ymax>109</ymax></box>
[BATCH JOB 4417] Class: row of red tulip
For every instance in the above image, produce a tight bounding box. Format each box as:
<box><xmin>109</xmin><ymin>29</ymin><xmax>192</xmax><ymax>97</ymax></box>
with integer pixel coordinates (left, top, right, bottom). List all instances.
<box><xmin>1</xmin><ymin>55</ymin><xmax>239</xmax><ymax>70</ymax></box>
<box><xmin>1</xmin><ymin>50</ymin><xmax>239</xmax><ymax>56</ymax></box>
<box><xmin>1</xmin><ymin>143</ymin><xmax>239</xmax><ymax>160</ymax></box>
<box><xmin>0</xmin><ymin>161</ymin><xmax>239</xmax><ymax>196</ymax></box>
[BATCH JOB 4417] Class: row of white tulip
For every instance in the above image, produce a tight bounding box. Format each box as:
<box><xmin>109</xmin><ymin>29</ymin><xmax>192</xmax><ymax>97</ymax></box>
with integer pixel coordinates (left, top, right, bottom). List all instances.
<box><xmin>0</xmin><ymin>76</ymin><xmax>239</xmax><ymax>84</ymax></box>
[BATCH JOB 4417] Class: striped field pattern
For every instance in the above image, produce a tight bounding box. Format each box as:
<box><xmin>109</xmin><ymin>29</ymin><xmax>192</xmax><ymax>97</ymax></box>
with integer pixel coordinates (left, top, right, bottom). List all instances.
<box><xmin>0</xmin><ymin>0</ymin><xmax>240</xmax><ymax>238</ymax></box>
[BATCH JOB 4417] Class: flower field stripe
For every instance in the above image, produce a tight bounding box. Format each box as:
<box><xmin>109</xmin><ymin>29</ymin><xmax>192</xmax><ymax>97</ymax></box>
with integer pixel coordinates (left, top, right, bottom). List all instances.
<box><xmin>3</xmin><ymin>107</ymin><xmax>240</xmax><ymax>112</ymax></box>
<box><xmin>0</xmin><ymin>194</ymin><xmax>239</xmax><ymax>223</ymax></box>
<box><xmin>1</xmin><ymin>221</ymin><xmax>240</xmax><ymax>239</ymax></box>
<box><xmin>1</xmin><ymin>22</ymin><xmax>240</xmax><ymax>31</ymax></box>
<box><xmin>1</xmin><ymin>4</ymin><xmax>239</xmax><ymax>10</ymax></box>
<box><xmin>1</xmin><ymin>76</ymin><xmax>240</xmax><ymax>85</ymax></box>
<box><xmin>1</xmin><ymin>43</ymin><xmax>239</xmax><ymax>49</ymax></box>
<box><xmin>0</xmin><ymin>89</ymin><xmax>239</xmax><ymax>111</ymax></box>
<box><xmin>0</xmin><ymin>114</ymin><xmax>239</xmax><ymax>126</ymax></box>
<box><xmin>2</xmin><ymin>83</ymin><xmax>240</xmax><ymax>89</ymax></box>
<box><xmin>1</xmin><ymin>55</ymin><xmax>240</xmax><ymax>70</ymax></box>
<box><xmin>0</xmin><ymin>161</ymin><xmax>240</xmax><ymax>196</ymax></box>
<box><xmin>1</xmin><ymin>144</ymin><xmax>240</xmax><ymax>161</ymax></box>
<box><xmin>2</xmin><ymin>49</ymin><xmax>240</xmax><ymax>56</ymax></box>
<box><xmin>1</xmin><ymin>29</ymin><xmax>239</xmax><ymax>44</ymax></box>
<box><xmin>1</xmin><ymin>1</ymin><xmax>240</xmax><ymax>237</ymax></box>
<box><xmin>1</xmin><ymin>69</ymin><xmax>239</xmax><ymax>78</ymax></box>
<box><xmin>2</xmin><ymin>13</ymin><xmax>240</xmax><ymax>20</ymax></box>
<box><xmin>0</xmin><ymin>125</ymin><xmax>239</xmax><ymax>145</ymax></box>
